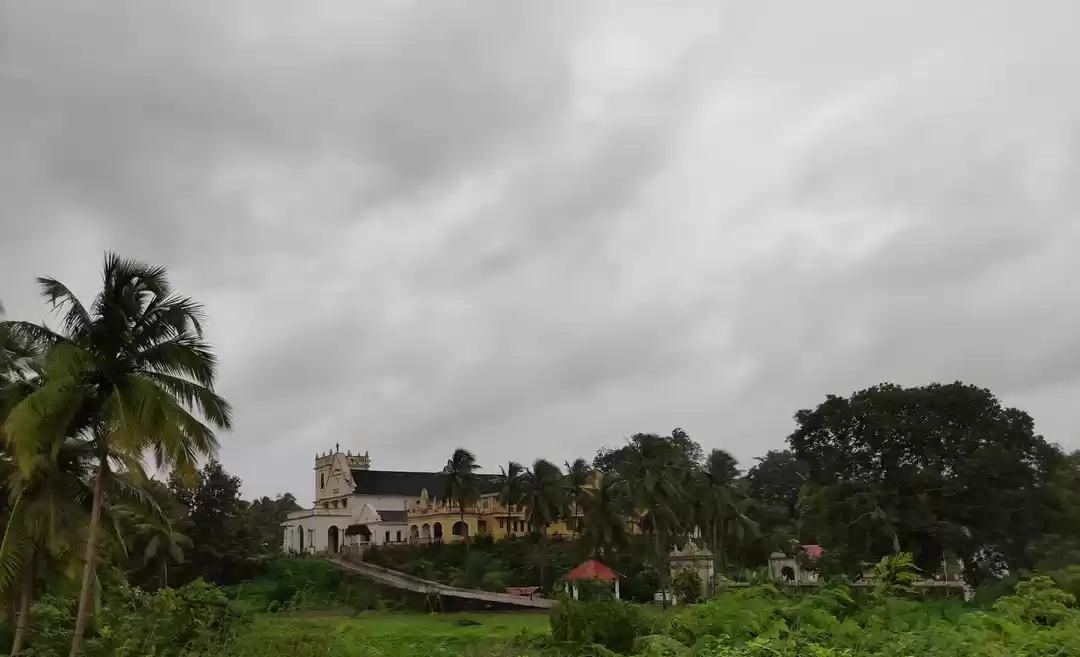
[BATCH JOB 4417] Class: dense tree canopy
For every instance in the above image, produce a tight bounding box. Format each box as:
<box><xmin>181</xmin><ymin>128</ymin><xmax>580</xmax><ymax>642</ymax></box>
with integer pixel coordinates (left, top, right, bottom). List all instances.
<box><xmin>790</xmin><ymin>382</ymin><xmax>1064</xmax><ymax>580</ymax></box>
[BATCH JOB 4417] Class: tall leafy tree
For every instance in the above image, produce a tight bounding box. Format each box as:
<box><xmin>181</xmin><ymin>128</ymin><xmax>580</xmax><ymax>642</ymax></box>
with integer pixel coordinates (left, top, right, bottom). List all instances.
<box><xmin>620</xmin><ymin>433</ymin><xmax>686</xmax><ymax>608</ymax></box>
<box><xmin>519</xmin><ymin>458</ymin><xmax>568</xmax><ymax>591</ymax></box>
<box><xmin>0</xmin><ymin>254</ymin><xmax>232</xmax><ymax>656</ymax></box>
<box><xmin>440</xmin><ymin>448</ymin><xmax>481</xmax><ymax>550</ymax></box>
<box><xmin>169</xmin><ymin>460</ymin><xmax>260</xmax><ymax>586</ymax></box>
<box><xmin>696</xmin><ymin>449</ymin><xmax>758</xmax><ymax>580</ymax></box>
<box><xmin>594</xmin><ymin>427</ymin><xmax>703</xmax><ymax>474</ymax></box>
<box><xmin>0</xmin><ymin>437</ymin><xmax>95</xmax><ymax>656</ymax></box>
<box><xmin>119</xmin><ymin>480</ymin><xmax>192</xmax><ymax>590</ymax></box>
<box><xmin>580</xmin><ymin>471</ymin><xmax>629</xmax><ymax>559</ymax></box>
<box><xmin>790</xmin><ymin>381</ymin><xmax>1062</xmax><ymax>582</ymax></box>
<box><xmin>564</xmin><ymin>458</ymin><xmax>592</xmax><ymax>538</ymax></box>
<box><xmin>494</xmin><ymin>461</ymin><xmax>524</xmax><ymax>537</ymax></box>
<box><xmin>249</xmin><ymin>493</ymin><xmax>302</xmax><ymax>553</ymax></box>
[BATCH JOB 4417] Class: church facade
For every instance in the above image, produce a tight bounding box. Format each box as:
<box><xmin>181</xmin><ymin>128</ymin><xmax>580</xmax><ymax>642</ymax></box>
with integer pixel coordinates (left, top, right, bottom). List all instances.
<box><xmin>282</xmin><ymin>447</ymin><xmax>581</xmax><ymax>554</ymax></box>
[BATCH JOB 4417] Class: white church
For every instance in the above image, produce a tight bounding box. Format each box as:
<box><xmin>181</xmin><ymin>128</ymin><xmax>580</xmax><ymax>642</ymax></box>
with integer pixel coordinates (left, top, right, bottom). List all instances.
<box><xmin>281</xmin><ymin>446</ymin><xmax>444</xmax><ymax>554</ymax></box>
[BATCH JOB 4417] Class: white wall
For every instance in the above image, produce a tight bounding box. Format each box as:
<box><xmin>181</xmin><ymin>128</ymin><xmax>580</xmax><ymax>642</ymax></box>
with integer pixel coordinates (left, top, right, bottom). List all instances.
<box><xmin>282</xmin><ymin>511</ymin><xmax>352</xmax><ymax>554</ymax></box>
<box><xmin>353</xmin><ymin>494</ymin><xmax>411</xmax><ymax>511</ymax></box>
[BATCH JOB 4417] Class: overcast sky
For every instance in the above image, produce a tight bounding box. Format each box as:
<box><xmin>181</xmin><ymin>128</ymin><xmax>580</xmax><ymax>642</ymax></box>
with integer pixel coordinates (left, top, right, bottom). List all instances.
<box><xmin>3</xmin><ymin>1</ymin><xmax>1080</xmax><ymax>501</ymax></box>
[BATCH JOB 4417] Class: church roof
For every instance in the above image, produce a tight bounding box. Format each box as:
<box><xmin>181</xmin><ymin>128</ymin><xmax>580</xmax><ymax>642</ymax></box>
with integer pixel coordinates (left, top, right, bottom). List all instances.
<box><xmin>377</xmin><ymin>510</ymin><xmax>408</xmax><ymax>523</ymax></box>
<box><xmin>350</xmin><ymin>469</ymin><xmax>499</xmax><ymax>497</ymax></box>
<box><xmin>352</xmin><ymin>470</ymin><xmax>442</xmax><ymax>496</ymax></box>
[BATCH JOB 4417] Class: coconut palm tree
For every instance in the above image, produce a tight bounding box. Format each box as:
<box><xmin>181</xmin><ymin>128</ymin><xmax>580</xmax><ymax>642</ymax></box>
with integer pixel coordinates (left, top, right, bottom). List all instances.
<box><xmin>0</xmin><ymin>435</ymin><xmax>96</xmax><ymax>655</ymax></box>
<box><xmin>621</xmin><ymin>434</ymin><xmax>685</xmax><ymax>608</ymax></box>
<box><xmin>117</xmin><ymin>481</ymin><xmax>192</xmax><ymax>590</ymax></box>
<box><xmin>0</xmin><ymin>254</ymin><xmax>232</xmax><ymax>657</ymax></box>
<box><xmin>520</xmin><ymin>459</ymin><xmax>568</xmax><ymax>591</ymax></box>
<box><xmin>494</xmin><ymin>461</ymin><xmax>524</xmax><ymax>538</ymax></box>
<box><xmin>440</xmin><ymin>448</ymin><xmax>480</xmax><ymax>549</ymax></box>
<box><xmin>579</xmin><ymin>471</ymin><xmax>629</xmax><ymax>559</ymax></box>
<box><xmin>696</xmin><ymin>449</ymin><xmax>758</xmax><ymax>582</ymax></box>
<box><xmin>564</xmin><ymin>458</ymin><xmax>591</xmax><ymax>538</ymax></box>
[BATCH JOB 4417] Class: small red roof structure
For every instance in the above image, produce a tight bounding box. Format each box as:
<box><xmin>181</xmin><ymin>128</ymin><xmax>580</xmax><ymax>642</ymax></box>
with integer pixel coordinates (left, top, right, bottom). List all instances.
<box><xmin>565</xmin><ymin>559</ymin><xmax>621</xmax><ymax>581</ymax></box>
<box><xmin>801</xmin><ymin>544</ymin><xmax>824</xmax><ymax>559</ymax></box>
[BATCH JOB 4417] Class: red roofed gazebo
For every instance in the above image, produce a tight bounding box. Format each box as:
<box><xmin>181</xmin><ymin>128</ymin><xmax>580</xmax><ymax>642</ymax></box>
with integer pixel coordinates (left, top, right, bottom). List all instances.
<box><xmin>564</xmin><ymin>559</ymin><xmax>622</xmax><ymax>599</ymax></box>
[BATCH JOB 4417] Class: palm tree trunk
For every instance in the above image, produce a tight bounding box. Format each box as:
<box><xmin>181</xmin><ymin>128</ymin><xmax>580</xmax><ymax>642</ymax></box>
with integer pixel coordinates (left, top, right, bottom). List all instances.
<box><xmin>459</xmin><ymin>506</ymin><xmax>469</xmax><ymax>551</ymax></box>
<box><xmin>11</xmin><ymin>561</ymin><xmax>33</xmax><ymax>656</ymax></box>
<box><xmin>655</xmin><ymin>530</ymin><xmax>668</xmax><ymax>609</ymax></box>
<box><xmin>717</xmin><ymin>520</ymin><xmax>726</xmax><ymax>575</ymax></box>
<box><xmin>69</xmin><ymin>459</ymin><xmax>105</xmax><ymax>657</ymax></box>
<box><xmin>571</xmin><ymin>495</ymin><xmax>578</xmax><ymax>541</ymax></box>
<box><xmin>539</xmin><ymin>527</ymin><xmax>548</xmax><ymax>593</ymax></box>
<box><xmin>161</xmin><ymin>557</ymin><xmax>168</xmax><ymax>589</ymax></box>
<box><xmin>711</xmin><ymin>524</ymin><xmax>720</xmax><ymax>595</ymax></box>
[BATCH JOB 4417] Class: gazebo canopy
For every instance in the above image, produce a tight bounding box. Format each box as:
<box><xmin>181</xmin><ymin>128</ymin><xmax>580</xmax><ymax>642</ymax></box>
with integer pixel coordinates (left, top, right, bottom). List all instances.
<box><xmin>565</xmin><ymin>559</ymin><xmax>620</xmax><ymax>582</ymax></box>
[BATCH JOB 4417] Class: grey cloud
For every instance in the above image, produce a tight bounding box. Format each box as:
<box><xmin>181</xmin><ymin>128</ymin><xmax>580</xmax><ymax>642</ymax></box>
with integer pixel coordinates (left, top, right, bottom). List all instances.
<box><xmin>2</xmin><ymin>0</ymin><xmax>584</xmax><ymax>256</ymax></box>
<box><xmin>5</xmin><ymin>0</ymin><xmax>1080</xmax><ymax>495</ymax></box>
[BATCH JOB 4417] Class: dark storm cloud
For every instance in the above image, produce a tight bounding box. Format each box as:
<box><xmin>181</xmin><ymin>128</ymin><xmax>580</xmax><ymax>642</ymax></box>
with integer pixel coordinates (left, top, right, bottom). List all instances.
<box><xmin>4</xmin><ymin>0</ymin><xmax>1080</xmax><ymax>498</ymax></box>
<box><xmin>2</xmin><ymin>0</ymin><xmax>584</xmax><ymax>255</ymax></box>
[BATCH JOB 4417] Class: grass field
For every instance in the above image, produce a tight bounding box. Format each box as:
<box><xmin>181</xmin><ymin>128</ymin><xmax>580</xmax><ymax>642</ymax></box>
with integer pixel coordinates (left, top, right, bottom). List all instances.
<box><xmin>225</xmin><ymin>611</ymin><xmax>552</xmax><ymax>657</ymax></box>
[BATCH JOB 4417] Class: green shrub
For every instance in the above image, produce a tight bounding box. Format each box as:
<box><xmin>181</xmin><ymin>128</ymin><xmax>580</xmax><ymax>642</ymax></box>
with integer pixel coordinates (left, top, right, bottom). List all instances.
<box><xmin>21</xmin><ymin>580</ymin><xmax>248</xmax><ymax>657</ymax></box>
<box><xmin>672</xmin><ymin>569</ymin><xmax>702</xmax><ymax>604</ymax></box>
<box><xmin>549</xmin><ymin>597</ymin><xmax>651</xmax><ymax>653</ymax></box>
<box><xmin>994</xmin><ymin>575</ymin><xmax>1077</xmax><ymax>625</ymax></box>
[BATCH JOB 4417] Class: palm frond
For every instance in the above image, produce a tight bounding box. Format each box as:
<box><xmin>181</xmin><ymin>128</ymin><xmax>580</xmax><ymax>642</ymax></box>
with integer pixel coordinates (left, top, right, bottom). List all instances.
<box><xmin>135</xmin><ymin>334</ymin><xmax>219</xmax><ymax>387</ymax></box>
<box><xmin>36</xmin><ymin>277</ymin><xmax>93</xmax><ymax>340</ymax></box>
<box><xmin>138</xmin><ymin>371</ymin><xmax>232</xmax><ymax>430</ymax></box>
<box><xmin>0</xmin><ymin>320</ymin><xmax>68</xmax><ymax>356</ymax></box>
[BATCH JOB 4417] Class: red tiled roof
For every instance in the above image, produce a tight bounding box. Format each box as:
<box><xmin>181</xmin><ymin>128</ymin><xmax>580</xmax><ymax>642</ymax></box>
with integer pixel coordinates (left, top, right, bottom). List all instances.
<box><xmin>565</xmin><ymin>559</ymin><xmax>620</xmax><ymax>581</ymax></box>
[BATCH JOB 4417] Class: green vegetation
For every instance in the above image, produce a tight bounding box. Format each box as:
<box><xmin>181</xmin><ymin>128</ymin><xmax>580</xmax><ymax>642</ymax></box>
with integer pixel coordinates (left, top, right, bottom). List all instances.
<box><xmin>548</xmin><ymin>574</ymin><xmax>1080</xmax><ymax>656</ymax></box>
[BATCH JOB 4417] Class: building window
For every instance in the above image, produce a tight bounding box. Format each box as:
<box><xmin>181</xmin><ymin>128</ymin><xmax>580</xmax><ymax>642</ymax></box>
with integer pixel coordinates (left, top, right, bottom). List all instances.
<box><xmin>385</xmin><ymin>531</ymin><xmax>390</xmax><ymax>544</ymax></box>
<box><xmin>498</xmin><ymin>519</ymin><xmax>504</xmax><ymax>529</ymax></box>
<box><xmin>478</xmin><ymin>520</ymin><xmax>487</xmax><ymax>534</ymax></box>
<box><xmin>396</xmin><ymin>530</ymin><xmax>402</xmax><ymax>542</ymax></box>
<box><xmin>320</xmin><ymin>473</ymin><xmax>325</xmax><ymax>488</ymax></box>
<box><xmin>341</xmin><ymin>498</ymin><xmax>347</xmax><ymax>508</ymax></box>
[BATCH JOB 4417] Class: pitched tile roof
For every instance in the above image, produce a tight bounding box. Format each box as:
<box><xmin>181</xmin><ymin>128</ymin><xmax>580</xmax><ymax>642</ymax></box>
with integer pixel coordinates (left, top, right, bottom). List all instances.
<box><xmin>352</xmin><ymin>470</ymin><xmax>442</xmax><ymax>497</ymax></box>
<box><xmin>377</xmin><ymin>509</ymin><xmax>408</xmax><ymax>523</ymax></box>
<box><xmin>350</xmin><ymin>469</ymin><xmax>499</xmax><ymax>498</ymax></box>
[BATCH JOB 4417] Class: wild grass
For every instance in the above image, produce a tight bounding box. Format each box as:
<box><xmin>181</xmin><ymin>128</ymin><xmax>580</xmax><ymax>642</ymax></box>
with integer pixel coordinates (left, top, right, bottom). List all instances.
<box><xmin>212</xmin><ymin>611</ymin><xmax>552</xmax><ymax>657</ymax></box>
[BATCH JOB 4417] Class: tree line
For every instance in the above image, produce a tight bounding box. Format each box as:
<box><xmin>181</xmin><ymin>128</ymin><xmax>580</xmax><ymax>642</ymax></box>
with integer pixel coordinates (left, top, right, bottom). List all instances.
<box><xmin>437</xmin><ymin>387</ymin><xmax>1080</xmax><ymax>601</ymax></box>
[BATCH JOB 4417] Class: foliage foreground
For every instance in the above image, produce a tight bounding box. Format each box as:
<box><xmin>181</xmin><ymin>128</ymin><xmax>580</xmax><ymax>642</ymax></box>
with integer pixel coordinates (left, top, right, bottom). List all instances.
<box><xmin>11</xmin><ymin>574</ymin><xmax>1080</xmax><ymax>656</ymax></box>
<box><xmin>548</xmin><ymin>576</ymin><xmax>1080</xmax><ymax>657</ymax></box>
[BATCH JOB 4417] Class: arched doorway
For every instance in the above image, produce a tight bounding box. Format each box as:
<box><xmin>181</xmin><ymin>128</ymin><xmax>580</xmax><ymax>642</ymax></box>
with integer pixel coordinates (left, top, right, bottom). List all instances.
<box><xmin>410</xmin><ymin>525</ymin><xmax>419</xmax><ymax>541</ymax></box>
<box><xmin>421</xmin><ymin>523</ymin><xmax>431</xmax><ymax>540</ymax></box>
<box><xmin>297</xmin><ymin>524</ymin><xmax>305</xmax><ymax>552</ymax></box>
<box><xmin>452</xmin><ymin>521</ymin><xmax>468</xmax><ymax>538</ymax></box>
<box><xmin>328</xmin><ymin>526</ymin><xmax>340</xmax><ymax>553</ymax></box>
<box><xmin>781</xmin><ymin>566</ymin><xmax>795</xmax><ymax>582</ymax></box>
<box><xmin>433</xmin><ymin>522</ymin><xmax>443</xmax><ymax>542</ymax></box>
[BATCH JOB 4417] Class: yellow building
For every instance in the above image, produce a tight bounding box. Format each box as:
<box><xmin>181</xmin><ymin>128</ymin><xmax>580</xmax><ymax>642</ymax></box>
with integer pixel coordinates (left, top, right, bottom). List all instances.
<box><xmin>405</xmin><ymin>489</ymin><xmax>583</xmax><ymax>543</ymax></box>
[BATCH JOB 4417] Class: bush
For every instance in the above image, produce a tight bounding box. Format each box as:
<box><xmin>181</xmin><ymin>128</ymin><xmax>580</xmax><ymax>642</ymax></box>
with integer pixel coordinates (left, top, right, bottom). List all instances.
<box><xmin>22</xmin><ymin>580</ymin><xmax>249</xmax><ymax>657</ymax></box>
<box><xmin>672</xmin><ymin>569</ymin><xmax>702</xmax><ymax>604</ymax></box>
<box><xmin>231</xmin><ymin>556</ymin><xmax>379</xmax><ymax>611</ymax></box>
<box><xmin>994</xmin><ymin>575</ymin><xmax>1077</xmax><ymax>625</ymax></box>
<box><xmin>549</xmin><ymin>597</ymin><xmax>651</xmax><ymax>653</ymax></box>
